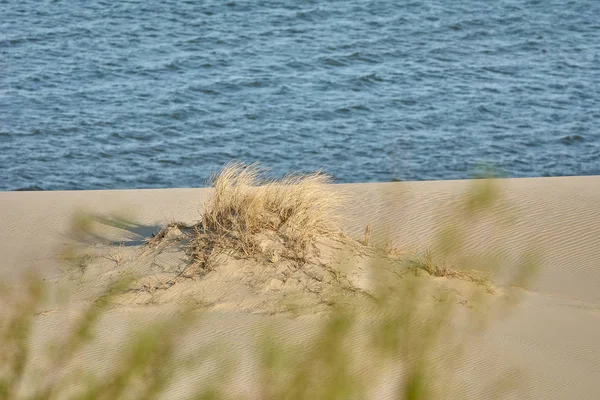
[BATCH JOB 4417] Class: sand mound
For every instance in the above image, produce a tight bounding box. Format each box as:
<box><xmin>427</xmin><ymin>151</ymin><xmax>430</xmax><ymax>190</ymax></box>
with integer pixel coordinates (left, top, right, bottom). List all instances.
<box><xmin>71</xmin><ymin>226</ymin><xmax>490</xmax><ymax>320</ymax></box>
<box><xmin>65</xmin><ymin>164</ymin><xmax>493</xmax><ymax>316</ymax></box>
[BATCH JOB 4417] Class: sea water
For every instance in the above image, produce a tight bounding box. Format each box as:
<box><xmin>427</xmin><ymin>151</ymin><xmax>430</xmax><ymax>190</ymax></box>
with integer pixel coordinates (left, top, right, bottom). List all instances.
<box><xmin>1</xmin><ymin>0</ymin><xmax>599</xmax><ymax>190</ymax></box>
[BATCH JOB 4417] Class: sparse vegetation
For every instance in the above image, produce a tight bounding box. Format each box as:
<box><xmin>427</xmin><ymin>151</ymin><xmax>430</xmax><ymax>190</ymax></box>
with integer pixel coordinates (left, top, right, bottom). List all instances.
<box><xmin>102</xmin><ymin>243</ymin><xmax>128</xmax><ymax>267</ymax></box>
<box><xmin>146</xmin><ymin>163</ymin><xmax>480</xmax><ymax>290</ymax></box>
<box><xmin>202</xmin><ymin>163</ymin><xmax>341</xmax><ymax>255</ymax></box>
<box><xmin>407</xmin><ymin>250</ymin><xmax>490</xmax><ymax>288</ymax></box>
<box><xmin>140</xmin><ymin>163</ymin><xmax>366</xmax><ymax>304</ymax></box>
<box><xmin>361</xmin><ymin>225</ymin><xmax>372</xmax><ymax>246</ymax></box>
<box><xmin>150</xmin><ymin>162</ymin><xmax>345</xmax><ymax>272</ymax></box>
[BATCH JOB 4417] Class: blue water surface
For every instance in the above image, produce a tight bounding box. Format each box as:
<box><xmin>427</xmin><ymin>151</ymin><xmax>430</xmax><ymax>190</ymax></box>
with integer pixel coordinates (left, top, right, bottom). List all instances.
<box><xmin>1</xmin><ymin>0</ymin><xmax>599</xmax><ymax>190</ymax></box>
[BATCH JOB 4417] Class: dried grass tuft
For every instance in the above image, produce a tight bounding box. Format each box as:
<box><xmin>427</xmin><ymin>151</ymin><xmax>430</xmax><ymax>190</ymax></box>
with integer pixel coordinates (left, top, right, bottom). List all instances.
<box><xmin>145</xmin><ymin>163</ymin><xmax>345</xmax><ymax>278</ymax></box>
<box><xmin>408</xmin><ymin>250</ymin><xmax>489</xmax><ymax>287</ymax></box>
<box><xmin>198</xmin><ymin>162</ymin><xmax>343</xmax><ymax>261</ymax></box>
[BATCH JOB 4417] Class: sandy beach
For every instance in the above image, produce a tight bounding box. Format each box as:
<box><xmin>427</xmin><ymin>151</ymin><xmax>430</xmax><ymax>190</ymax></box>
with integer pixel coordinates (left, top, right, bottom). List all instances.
<box><xmin>1</xmin><ymin>176</ymin><xmax>600</xmax><ymax>399</ymax></box>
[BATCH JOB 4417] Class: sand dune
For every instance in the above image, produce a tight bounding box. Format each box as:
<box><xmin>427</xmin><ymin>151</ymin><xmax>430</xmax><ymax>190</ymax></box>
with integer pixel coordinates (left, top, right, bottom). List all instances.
<box><xmin>1</xmin><ymin>176</ymin><xmax>600</xmax><ymax>399</ymax></box>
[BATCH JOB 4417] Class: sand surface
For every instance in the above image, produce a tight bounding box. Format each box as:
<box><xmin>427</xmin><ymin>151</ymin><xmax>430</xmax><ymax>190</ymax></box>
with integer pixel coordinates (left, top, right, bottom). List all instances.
<box><xmin>1</xmin><ymin>176</ymin><xmax>600</xmax><ymax>399</ymax></box>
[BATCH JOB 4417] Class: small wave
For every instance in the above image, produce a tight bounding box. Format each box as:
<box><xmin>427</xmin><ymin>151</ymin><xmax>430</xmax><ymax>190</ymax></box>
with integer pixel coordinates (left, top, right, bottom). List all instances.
<box><xmin>561</xmin><ymin>135</ymin><xmax>585</xmax><ymax>145</ymax></box>
<box><xmin>336</xmin><ymin>107</ymin><xmax>351</xmax><ymax>113</ymax></box>
<box><xmin>190</xmin><ymin>85</ymin><xmax>219</xmax><ymax>95</ymax></box>
<box><xmin>347</xmin><ymin>51</ymin><xmax>382</xmax><ymax>64</ymax></box>
<box><xmin>358</xmin><ymin>73</ymin><xmax>384</xmax><ymax>84</ymax></box>
<box><xmin>481</xmin><ymin>66</ymin><xmax>518</xmax><ymax>77</ymax></box>
<box><xmin>165</xmin><ymin>61</ymin><xmax>181</xmax><ymax>71</ymax></box>
<box><xmin>335</xmin><ymin>104</ymin><xmax>370</xmax><ymax>114</ymax></box>
<box><xmin>394</xmin><ymin>99</ymin><xmax>418</xmax><ymax>106</ymax></box>
<box><xmin>476</xmin><ymin>105</ymin><xmax>493</xmax><ymax>114</ymax></box>
<box><xmin>12</xmin><ymin>185</ymin><xmax>45</xmax><ymax>191</ymax></box>
<box><xmin>294</xmin><ymin>9</ymin><xmax>328</xmax><ymax>22</ymax></box>
<box><xmin>243</xmin><ymin>80</ymin><xmax>266</xmax><ymax>88</ymax></box>
<box><xmin>321</xmin><ymin>57</ymin><xmax>347</xmax><ymax>67</ymax></box>
<box><xmin>156</xmin><ymin>159</ymin><xmax>182</xmax><ymax>166</ymax></box>
<box><xmin>274</xmin><ymin>85</ymin><xmax>291</xmax><ymax>95</ymax></box>
<box><xmin>156</xmin><ymin>112</ymin><xmax>183</xmax><ymax>120</ymax></box>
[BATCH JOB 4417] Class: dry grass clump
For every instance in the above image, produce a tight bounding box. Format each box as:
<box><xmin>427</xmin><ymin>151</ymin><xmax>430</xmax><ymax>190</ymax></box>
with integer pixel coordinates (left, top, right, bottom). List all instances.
<box><xmin>179</xmin><ymin>163</ymin><xmax>344</xmax><ymax>266</ymax></box>
<box><xmin>408</xmin><ymin>251</ymin><xmax>490</xmax><ymax>288</ymax></box>
<box><xmin>201</xmin><ymin>163</ymin><xmax>341</xmax><ymax>256</ymax></box>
